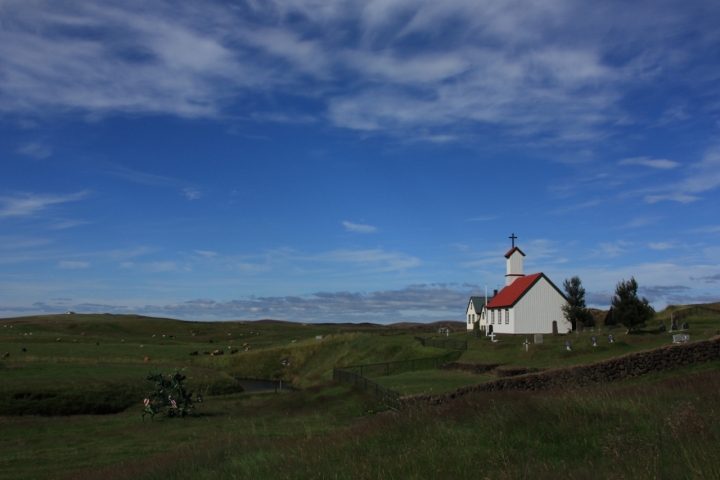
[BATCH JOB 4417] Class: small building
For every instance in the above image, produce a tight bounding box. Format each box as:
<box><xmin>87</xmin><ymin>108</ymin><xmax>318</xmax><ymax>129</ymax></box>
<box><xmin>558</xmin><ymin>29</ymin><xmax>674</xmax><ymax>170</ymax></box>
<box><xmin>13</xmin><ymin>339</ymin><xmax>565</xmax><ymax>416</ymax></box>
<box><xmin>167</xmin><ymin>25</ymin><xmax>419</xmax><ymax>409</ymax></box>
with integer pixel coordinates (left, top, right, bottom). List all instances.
<box><xmin>465</xmin><ymin>296</ymin><xmax>493</xmax><ymax>331</ymax></box>
<box><xmin>483</xmin><ymin>242</ymin><xmax>570</xmax><ymax>335</ymax></box>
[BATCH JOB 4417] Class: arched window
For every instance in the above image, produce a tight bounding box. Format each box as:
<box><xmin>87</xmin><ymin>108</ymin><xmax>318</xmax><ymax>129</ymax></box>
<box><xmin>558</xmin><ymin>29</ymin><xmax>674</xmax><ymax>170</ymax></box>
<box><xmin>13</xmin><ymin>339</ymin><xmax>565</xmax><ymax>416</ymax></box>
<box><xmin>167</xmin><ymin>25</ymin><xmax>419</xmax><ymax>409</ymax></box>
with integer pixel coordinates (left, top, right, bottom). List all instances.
<box><xmin>505</xmin><ymin>309</ymin><xmax>509</xmax><ymax>324</ymax></box>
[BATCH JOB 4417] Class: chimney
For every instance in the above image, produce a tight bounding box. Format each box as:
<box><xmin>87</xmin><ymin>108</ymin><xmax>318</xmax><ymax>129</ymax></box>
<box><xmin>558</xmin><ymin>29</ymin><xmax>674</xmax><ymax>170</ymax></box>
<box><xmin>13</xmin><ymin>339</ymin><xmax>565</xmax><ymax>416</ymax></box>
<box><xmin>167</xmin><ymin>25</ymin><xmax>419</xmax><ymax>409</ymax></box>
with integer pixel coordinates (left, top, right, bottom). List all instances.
<box><xmin>493</xmin><ymin>289</ymin><xmax>498</xmax><ymax>297</ymax></box>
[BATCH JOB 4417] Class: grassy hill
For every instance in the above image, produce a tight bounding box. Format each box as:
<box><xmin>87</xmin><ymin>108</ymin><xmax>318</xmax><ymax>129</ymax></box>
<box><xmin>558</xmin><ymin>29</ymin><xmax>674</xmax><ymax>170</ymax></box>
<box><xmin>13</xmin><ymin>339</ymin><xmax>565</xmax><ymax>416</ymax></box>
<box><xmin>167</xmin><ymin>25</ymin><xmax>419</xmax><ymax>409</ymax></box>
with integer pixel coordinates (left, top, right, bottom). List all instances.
<box><xmin>1</xmin><ymin>305</ymin><xmax>720</xmax><ymax>479</ymax></box>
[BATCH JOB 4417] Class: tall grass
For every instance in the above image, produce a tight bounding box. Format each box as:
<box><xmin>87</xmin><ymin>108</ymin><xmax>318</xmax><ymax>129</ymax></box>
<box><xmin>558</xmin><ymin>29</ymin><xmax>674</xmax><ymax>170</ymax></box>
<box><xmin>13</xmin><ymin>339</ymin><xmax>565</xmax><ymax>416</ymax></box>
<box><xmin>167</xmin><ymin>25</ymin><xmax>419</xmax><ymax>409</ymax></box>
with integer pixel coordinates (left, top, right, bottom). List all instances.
<box><xmin>114</xmin><ymin>369</ymin><xmax>720</xmax><ymax>480</ymax></box>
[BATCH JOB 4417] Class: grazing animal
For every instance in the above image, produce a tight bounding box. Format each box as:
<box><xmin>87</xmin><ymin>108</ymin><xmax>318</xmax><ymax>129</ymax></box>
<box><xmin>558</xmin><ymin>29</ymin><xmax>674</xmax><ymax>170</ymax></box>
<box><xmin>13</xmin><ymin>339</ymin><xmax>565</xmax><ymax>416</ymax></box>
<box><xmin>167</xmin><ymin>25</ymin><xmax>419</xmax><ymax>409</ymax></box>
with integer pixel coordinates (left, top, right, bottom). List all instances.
<box><xmin>210</xmin><ymin>349</ymin><xmax>223</xmax><ymax>356</ymax></box>
<box><xmin>158</xmin><ymin>342</ymin><xmax>163</xmax><ymax>345</ymax></box>
<box><xmin>21</xmin><ymin>348</ymin><xmax>26</xmax><ymax>352</ymax></box>
<box><xmin>96</xmin><ymin>342</ymin><xmax>99</xmax><ymax>345</ymax></box>
<box><xmin>80</xmin><ymin>333</ymin><xmax>85</xmax><ymax>336</ymax></box>
<box><xmin>169</xmin><ymin>335</ymin><xmax>175</xmax><ymax>338</ymax></box>
<box><xmin>56</xmin><ymin>338</ymin><xmax>61</xmax><ymax>341</ymax></box>
<box><xmin>203</xmin><ymin>351</ymin><xmax>210</xmax><ymax>355</ymax></box>
<box><xmin>189</xmin><ymin>351</ymin><xmax>198</xmax><ymax>355</ymax></box>
<box><xmin>209</xmin><ymin>339</ymin><xmax>214</xmax><ymax>343</ymax></box>
<box><xmin>143</xmin><ymin>356</ymin><xmax>150</xmax><ymax>362</ymax></box>
<box><xmin>230</xmin><ymin>349</ymin><xmax>239</xmax><ymax>354</ymax></box>
<box><xmin>242</xmin><ymin>343</ymin><xmax>249</xmax><ymax>347</ymax></box>
<box><xmin>229</xmin><ymin>339</ymin><xmax>234</xmax><ymax>343</ymax></box>
<box><xmin>2</xmin><ymin>352</ymin><xmax>9</xmax><ymax>358</ymax></box>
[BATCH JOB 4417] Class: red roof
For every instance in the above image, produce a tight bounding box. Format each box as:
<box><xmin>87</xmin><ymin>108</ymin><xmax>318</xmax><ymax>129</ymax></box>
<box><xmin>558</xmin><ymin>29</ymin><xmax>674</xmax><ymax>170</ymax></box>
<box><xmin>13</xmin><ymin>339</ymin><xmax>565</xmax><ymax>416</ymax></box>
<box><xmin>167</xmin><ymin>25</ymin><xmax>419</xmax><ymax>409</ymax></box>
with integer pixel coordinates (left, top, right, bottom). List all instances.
<box><xmin>486</xmin><ymin>273</ymin><xmax>543</xmax><ymax>308</ymax></box>
<box><xmin>504</xmin><ymin>246</ymin><xmax>526</xmax><ymax>258</ymax></box>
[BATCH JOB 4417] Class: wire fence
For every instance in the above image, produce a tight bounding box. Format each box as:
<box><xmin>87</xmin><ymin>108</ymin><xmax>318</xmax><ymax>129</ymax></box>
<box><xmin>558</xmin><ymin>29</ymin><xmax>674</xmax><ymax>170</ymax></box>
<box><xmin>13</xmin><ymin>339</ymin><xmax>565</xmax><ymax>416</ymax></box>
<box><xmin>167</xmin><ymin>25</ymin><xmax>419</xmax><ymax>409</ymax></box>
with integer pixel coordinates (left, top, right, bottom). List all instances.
<box><xmin>414</xmin><ymin>337</ymin><xmax>468</xmax><ymax>351</ymax></box>
<box><xmin>333</xmin><ymin>350</ymin><xmax>463</xmax><ymax>407</ymax></box>
<box><xmin>671</xmin><ymin>306</ymin><xmax>720</xmax><ymax>322</ymax></box>
<box><xmin>332</xmin><ymin>369</ymin><xmax>401</xmax><ymax>408</ymax></box>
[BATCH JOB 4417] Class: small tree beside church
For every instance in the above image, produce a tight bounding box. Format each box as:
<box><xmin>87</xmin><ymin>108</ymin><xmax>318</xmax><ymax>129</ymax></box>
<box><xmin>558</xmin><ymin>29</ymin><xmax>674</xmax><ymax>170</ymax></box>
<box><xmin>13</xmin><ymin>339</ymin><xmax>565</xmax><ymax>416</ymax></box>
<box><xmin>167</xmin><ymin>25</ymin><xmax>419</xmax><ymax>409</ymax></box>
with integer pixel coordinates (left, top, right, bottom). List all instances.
<box><xmin>611</xmin><ymin>277</ymin><xmax>655</xmax><ymax>332</ymax></box>
<box><xmin>562</xmin><ymin>276</ymin><xmax>594</xmax><ymax>330</ymax></box>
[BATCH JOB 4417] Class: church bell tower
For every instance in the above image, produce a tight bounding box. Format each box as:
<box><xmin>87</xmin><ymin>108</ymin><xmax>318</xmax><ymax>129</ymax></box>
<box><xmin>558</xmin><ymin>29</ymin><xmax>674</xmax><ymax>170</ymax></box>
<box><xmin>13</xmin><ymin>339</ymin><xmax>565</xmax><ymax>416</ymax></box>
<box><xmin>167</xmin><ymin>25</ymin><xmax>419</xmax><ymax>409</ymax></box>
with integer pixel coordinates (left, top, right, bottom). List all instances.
<box><xmin>505</xmin><ymin>233</ymin><xmax>525</xmax><ymax>286</ymax></box>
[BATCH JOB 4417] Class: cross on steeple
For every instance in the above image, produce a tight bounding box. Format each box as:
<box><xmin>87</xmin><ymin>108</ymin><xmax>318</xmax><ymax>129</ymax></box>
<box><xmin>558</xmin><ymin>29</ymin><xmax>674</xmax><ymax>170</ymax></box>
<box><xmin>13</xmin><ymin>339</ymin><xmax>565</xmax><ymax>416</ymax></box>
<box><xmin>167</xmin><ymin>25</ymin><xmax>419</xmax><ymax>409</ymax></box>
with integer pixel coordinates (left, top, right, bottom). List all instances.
<box><xmin>509</xmin><ymin>233</ymin><xmax>517</xmax><ymax>248</ymax></box>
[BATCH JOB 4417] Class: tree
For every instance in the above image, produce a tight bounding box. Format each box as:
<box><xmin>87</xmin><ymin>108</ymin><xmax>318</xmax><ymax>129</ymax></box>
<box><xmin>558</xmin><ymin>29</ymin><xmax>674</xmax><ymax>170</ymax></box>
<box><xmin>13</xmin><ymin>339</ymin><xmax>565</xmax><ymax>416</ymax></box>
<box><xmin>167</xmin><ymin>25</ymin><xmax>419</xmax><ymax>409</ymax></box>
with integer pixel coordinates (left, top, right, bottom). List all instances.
<box><xmin>611</xmin><ymin>277</ymin><xmax>655</xmax><ymax>332</ymax></box>
<box><xmin>562</xmin><ymin>276</ymin><xmax>594</xmax><ymax>331</ymax></box>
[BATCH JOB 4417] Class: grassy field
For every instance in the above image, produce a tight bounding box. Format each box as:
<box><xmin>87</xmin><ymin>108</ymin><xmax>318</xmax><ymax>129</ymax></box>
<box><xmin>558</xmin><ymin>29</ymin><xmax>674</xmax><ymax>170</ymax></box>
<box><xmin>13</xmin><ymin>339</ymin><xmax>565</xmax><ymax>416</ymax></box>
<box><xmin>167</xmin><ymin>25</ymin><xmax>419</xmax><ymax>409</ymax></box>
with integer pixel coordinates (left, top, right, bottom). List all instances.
<box><xmin>1</xmin><ymin>307</ymin><xmax>719</xmax><ymax>479</ymax></box>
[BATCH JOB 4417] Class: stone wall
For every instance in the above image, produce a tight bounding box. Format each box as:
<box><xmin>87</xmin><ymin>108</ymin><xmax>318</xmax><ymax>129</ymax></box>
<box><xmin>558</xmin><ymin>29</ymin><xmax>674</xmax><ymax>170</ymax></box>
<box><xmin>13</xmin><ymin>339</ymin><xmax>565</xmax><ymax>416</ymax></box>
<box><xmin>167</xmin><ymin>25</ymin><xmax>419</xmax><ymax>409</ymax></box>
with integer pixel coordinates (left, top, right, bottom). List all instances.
<box><xmin>398</xmin><ymin>336</ymin><xmax>720</xmax><ymax>409</ymax></box>
<box><xmin>437</xmin><ymin>362</ymin><xmax>544</xmax><ymax>377</ymax></box>
<box><xmin>437</xmin><ymin>362</ymin><xmax>500</xmax><ymax>374</ymax></box>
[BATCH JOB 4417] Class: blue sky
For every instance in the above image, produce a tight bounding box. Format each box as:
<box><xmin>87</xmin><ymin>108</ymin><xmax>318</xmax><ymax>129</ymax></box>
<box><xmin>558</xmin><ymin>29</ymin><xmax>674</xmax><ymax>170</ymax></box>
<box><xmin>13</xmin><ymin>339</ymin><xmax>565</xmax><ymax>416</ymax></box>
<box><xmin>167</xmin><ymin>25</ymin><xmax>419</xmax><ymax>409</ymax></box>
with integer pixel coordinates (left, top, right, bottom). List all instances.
<box><xmin>2</xmin><ymin>0</ymin><xmax>720</xmax><ymax>322</ymax></box>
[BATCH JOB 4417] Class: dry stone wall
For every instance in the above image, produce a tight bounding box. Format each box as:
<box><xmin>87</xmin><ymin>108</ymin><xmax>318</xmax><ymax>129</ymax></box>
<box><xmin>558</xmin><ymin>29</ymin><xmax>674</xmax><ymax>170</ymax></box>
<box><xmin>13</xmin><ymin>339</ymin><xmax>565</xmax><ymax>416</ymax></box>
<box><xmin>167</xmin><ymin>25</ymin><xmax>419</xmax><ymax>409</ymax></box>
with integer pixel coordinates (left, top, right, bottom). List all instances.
<box><xmin>398</xmin><ymin>336</ymin><xmax>720</xmax><ymax>409</ymax></box>
<box><xmin>437</xmin><ymin>362</ymin><xmax>544</xmax><ymax>377</ymax></box>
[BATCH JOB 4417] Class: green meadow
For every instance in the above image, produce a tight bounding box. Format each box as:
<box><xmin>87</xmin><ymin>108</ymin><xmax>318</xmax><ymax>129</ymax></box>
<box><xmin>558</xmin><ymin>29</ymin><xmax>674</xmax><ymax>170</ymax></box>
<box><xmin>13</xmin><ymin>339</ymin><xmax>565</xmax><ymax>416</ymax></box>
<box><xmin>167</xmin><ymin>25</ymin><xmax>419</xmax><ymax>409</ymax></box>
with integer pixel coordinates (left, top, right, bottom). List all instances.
<box><xmin>1</xmin><ymin>306</ymin><xmax>719</xmax><ymax>479</ymax></box>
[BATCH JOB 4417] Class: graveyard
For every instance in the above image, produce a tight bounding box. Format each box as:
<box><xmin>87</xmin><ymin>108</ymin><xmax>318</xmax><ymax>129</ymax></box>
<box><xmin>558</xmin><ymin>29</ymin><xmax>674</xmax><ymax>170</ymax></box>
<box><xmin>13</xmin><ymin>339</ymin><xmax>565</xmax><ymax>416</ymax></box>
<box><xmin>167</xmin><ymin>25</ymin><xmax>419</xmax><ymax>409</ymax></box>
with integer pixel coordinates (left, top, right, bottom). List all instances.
<box><xmin>1</xmin><ymin>305</ymin><xmax>719</xmax><ymax>479</ymax></box>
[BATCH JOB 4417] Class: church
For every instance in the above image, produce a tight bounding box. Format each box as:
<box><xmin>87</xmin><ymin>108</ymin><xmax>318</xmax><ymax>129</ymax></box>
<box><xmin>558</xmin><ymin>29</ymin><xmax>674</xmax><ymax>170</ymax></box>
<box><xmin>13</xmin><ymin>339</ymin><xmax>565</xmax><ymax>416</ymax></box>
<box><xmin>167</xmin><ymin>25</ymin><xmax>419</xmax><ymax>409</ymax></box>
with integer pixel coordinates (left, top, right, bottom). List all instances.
<box><xmin>466</xmin><ymin>235</ymin><xmax>570</xmax><ymax>335</ymax></box>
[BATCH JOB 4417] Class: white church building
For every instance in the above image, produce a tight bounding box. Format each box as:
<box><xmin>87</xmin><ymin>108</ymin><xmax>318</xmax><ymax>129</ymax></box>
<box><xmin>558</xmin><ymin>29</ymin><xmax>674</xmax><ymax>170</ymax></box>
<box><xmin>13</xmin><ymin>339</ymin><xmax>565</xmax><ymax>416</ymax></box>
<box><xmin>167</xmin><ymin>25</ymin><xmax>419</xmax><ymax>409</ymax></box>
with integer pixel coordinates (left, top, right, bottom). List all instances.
<box><xmin>467</xmin><ymin>238</ymin><xmax>570</xmax><ymax>335</ymax></box>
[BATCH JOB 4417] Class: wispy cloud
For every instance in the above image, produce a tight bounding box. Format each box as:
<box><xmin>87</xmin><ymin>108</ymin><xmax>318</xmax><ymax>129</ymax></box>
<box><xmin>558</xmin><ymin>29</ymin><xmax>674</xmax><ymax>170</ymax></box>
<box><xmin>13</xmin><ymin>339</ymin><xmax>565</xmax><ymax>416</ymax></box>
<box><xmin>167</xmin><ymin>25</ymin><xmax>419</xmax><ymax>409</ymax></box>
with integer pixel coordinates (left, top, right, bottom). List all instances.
<box><xmin>106</xmin><ymin>164</ymin><xmax>184</xmax><ymax>187</ymax></box>
<box><xmin>7</xmin><ymin>283</ymin><xmax>483</xmax><ymax>322</ymax></box>
<box><xmin>183</xmin><ymin>187</ymin><xmax>202</xmax><ymax>200</ymax></box>
<box><xmin>648</xmin><ymin>242</ymin><xmax>674</xmax><ymax>250</ymax></box>
<box><xmin>57</xmin><ymin>260</ymin><xmax>90</xmax><ymax>269</ymax></box>
<box><xmin>342</xmin><ymin>221</ymin><xmax>376</xmax><ymax>233</ymax></box>
<box><xmin>0</xmin><ymin>191</ymin><xmax>87</xmax><ymax>218</ymax></box>
<box><xmin>16</xmin><ymin>141</ymin><xmax>52</xmax><ymax>159</ymax></box>
<box><xmin>311</xmin><ymin>248</ymin><xmax>419</xmax><ymax>272</ymax></box>
<box><xmin>643</xmin><ymin>146</ymin><xmax>720</xmax><ymax>203</ymax></box>
<box><xmin>0</xmin><ymin>1</ymin><xmax>716</xmax><ymax>142</ymax></box>
<box><xmin>618</xmin><ymin>157</ymin><xmax>680</xmax><ymax>169</ymax></box>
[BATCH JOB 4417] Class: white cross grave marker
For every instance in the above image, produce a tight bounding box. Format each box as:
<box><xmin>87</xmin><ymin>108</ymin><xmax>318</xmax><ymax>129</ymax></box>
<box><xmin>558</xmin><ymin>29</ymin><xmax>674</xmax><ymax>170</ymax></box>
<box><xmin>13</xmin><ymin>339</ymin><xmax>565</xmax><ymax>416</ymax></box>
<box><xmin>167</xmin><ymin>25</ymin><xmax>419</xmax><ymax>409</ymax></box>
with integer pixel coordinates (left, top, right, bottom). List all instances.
<box><xmin>489</xmin><ymin>332</ymin><xmax>497</xmax><ymax>343</ymax></box>
<box><xmin>523</xmin><ymin>339</ymin><xmax>530</xmax><ymax>352</ymax></box>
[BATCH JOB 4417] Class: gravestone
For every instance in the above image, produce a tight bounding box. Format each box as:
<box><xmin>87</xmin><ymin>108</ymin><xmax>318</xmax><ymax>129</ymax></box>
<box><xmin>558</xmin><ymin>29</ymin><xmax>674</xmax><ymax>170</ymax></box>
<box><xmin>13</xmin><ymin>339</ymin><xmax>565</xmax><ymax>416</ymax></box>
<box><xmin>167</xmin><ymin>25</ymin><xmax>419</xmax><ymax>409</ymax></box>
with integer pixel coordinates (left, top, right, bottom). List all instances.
<box><xmin>607</xmin><ymin>334</ymin><xmax>615</xmax><ymax>343</ymax></box>
<box><xmin>671</xmin><ymin>321</ymin><xmax>678</xmax><ymax>331</ymax></box>
<box><xmin>564</xmin><ymin>341</ymin><xmax>571</xmax><ymax>351</ymax></box>
<box><xmin>682</xmin><ymin>322</ymin><xmax>689</xmax><ymax>330</ymax></box>
<box><xmin>523</xmin><ymin>339</ymin><xmax>530</xmax><ymax>352</ymax></box>
<box><xmin>591</xmin><ymin>336</ymin><xmax>597</xmax><ymax>347</ymax></box>
<box><xmin>578</xmin><ymin>321</ymin><xmax>584</xmax><ymax>332</ymax></box>
<box><xmin>552</xmin><ymin>321</ymin><xmax>558</xmax><ymax>336</ymax></box>
<box><xmin>672</xmin><ymin>334</ymin><xmax>690</xmax><ymax>343</ymax></box>
<box><xmin>659</xmin><ymin>324</ymin><xmax>666</xmax><ymax>333</ymax></box>
<box><xmin>534</xmin><ymin>334</ymin><xmax>543</xmax><ymax>344</ymax></box>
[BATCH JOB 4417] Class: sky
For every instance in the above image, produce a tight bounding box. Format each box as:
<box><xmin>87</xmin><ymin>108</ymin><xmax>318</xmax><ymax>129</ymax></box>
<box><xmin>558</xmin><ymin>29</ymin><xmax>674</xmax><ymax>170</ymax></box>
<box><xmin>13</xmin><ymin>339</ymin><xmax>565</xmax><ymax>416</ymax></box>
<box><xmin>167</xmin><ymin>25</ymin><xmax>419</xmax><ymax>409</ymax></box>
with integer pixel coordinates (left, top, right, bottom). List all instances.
<box><xmin>2</xmin><ymin>0</ymin><xmax>720</xmax><ymax>323</ymax></box>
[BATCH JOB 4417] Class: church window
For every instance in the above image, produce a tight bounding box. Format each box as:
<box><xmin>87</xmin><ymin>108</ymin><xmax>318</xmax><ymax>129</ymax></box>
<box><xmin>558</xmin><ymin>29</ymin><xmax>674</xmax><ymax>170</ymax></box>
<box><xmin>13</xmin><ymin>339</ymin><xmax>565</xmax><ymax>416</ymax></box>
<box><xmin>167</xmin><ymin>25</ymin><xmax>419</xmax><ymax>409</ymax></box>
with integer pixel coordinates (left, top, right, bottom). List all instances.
<box><xmin>505</xmin><ymin>309</ymin><xmax>509</xmax><ymax>324</ymax></box>
<box><xmin>491</xmin><ymin>310</ymin><xmax>495</xmax><ymax>324</ymax></box>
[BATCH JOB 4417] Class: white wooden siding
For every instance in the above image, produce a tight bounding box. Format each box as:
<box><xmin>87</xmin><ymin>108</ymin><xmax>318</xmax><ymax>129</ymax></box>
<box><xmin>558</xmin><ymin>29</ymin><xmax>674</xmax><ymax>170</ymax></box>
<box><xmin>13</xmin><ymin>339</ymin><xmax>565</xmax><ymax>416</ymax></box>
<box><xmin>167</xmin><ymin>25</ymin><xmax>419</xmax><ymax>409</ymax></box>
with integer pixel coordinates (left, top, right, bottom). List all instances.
<box><xmin>512</xmin><ymin>277</ymin><xmax>570</xmax><ymax>334</ymax></box>
<box><xmin>507</xmin><ymin>251</ymin><xmax>524</xmax><ymax>276</ymax></box>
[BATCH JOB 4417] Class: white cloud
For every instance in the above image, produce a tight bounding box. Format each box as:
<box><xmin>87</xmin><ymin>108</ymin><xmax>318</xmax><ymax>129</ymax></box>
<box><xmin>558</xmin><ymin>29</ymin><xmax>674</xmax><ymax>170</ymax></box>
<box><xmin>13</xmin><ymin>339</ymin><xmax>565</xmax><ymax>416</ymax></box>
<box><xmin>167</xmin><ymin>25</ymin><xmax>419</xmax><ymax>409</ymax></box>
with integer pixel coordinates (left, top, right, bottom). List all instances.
<box><xmin>649</xmin><ymin>242</ymin><xmax>676</xmax><ymax>250</ymax></box>
<box><xmin>0</xmin><ymin>191</ymin><xmax>87</xmax><ymax>218</ymax></box>
<box><xmin>618</xmin><ymin>157</ymin><xmax>680</xmax><ymax>169</ymax></box>
<box><xmin>342</xmin><ymin>221</ymin><xmax>377</xmax><ymax>233</ymax></box>
<box><xmin>311</xmin><ymin>248</ymin><xmax>420</xmax><ymax>271</ymax></box>
<box><xmin>57</xmin><ymin>260</ymin><xmax>90</xmax><ymax>269</ymax></box>
<box><xmin>644</xmin><ymin>193</ymin><xmax>699</xmax><ymax>204</ymax></box>
<box><xmin>0</xmin><ymin>0</ymin><xmax>714</xmax><ymax>143</ymax></box>
<box><xmin>643</xmin><ymin>146</ymin><xmax>720</xmax><ymax>203</ymax></box>
<box><xmin>183</xmin><ymin>187</ymin><xmax>202</xmax><ymax>200</ymax></box>
<box><xmin>16</xmin><ymin>141</ymin><xmax>52</xmax><ymax>159</ymax></box>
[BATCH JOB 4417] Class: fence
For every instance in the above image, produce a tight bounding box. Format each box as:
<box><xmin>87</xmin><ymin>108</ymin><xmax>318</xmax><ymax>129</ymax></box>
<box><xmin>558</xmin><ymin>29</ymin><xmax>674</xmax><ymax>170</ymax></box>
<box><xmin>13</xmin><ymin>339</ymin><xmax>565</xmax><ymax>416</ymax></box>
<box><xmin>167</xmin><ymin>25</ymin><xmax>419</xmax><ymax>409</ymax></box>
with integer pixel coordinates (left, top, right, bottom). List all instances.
<box><xmin>414</xmin><ymin>337</ymin><xmax>468</xmax><ymax>351</ymax></box>
<box><xmin>332</xmin><ymin>369</ymin><xmax>401</xmax><ymax>408</ymax></box>
<box><xmin>333</xmin><ymin>350</ymin><xmax>463</xmax><ymax>407</ymax></box>
<box><xmin>670</xmin><ymin>306</ymin><xmax>720</xmax><ymax>322</ymax></box>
